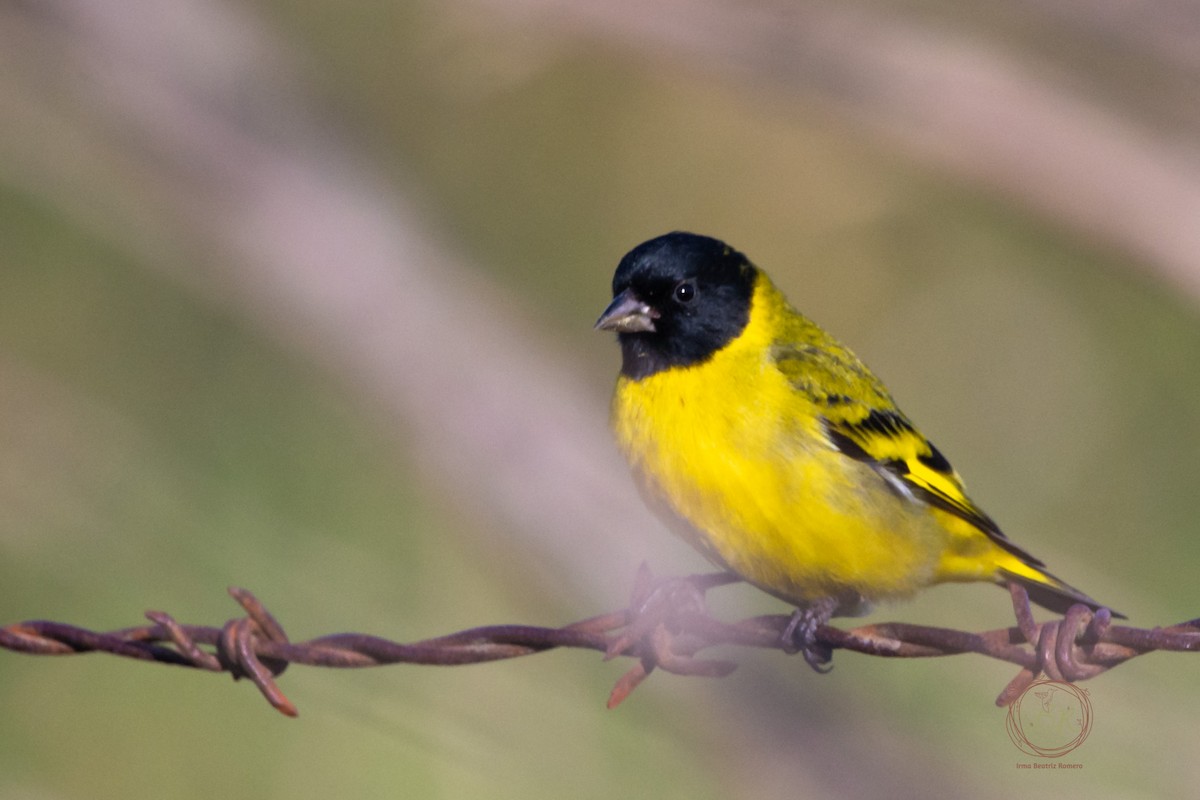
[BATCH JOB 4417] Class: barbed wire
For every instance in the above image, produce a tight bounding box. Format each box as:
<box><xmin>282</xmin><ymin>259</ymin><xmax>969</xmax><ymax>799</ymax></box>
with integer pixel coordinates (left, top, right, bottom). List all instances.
<box><xmin>3</xmin><ymin>565</ymin><xmax>1197</xmax><ymax>716</ymax></box>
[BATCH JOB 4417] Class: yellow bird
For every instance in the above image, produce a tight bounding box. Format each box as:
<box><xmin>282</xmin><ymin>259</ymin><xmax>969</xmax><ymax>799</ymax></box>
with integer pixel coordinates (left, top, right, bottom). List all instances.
<box><xmin>596</xmin><ymin>232</ymin><xmax>1120</xmax><ymax>668</ymax></box>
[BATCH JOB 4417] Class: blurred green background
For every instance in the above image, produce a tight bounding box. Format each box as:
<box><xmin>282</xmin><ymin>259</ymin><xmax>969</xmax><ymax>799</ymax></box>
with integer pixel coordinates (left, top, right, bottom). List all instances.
<box><xmin>2</xmin><ymin>2</ymin><xmax>1199</xmax><ymax>798</ymax></box>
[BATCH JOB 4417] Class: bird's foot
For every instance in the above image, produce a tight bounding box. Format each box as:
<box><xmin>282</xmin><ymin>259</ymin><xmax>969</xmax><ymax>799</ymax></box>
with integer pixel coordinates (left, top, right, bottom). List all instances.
<box><xmin>780</xmin><ymin>598</ymin><xmax>838</xmax><ymax>673</ymax></box>
<box><xmin>603</xmin><ymin>566</ymin><xmax>741</xmax><ymax>708</ymax></box>
<box><xmin>605</xmin><ymin>565</ymin><xmax>739</xmax><ymax>661</ymax></box>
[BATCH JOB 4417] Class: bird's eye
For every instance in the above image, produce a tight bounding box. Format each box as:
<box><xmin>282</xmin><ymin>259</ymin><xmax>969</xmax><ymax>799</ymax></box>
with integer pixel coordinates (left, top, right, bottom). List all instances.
<box><xmin>673</xmin><ymin>280</ymin><xmax>697</xmax><ymax>304</ymax></box>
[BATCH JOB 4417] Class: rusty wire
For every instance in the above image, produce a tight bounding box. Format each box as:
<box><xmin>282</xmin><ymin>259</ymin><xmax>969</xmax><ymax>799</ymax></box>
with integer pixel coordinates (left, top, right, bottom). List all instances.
<box><xmin>2</xmin><ymin>565</ymin><xmax>1197</xmax><ymax>716</ymax></box>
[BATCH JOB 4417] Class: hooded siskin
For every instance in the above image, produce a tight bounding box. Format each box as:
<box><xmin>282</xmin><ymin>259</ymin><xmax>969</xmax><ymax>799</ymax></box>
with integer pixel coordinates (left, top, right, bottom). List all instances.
<box><xmin>597</xmin><ymin>231</ymin><xmax>1120</xmax><ymax>622</ymax></box>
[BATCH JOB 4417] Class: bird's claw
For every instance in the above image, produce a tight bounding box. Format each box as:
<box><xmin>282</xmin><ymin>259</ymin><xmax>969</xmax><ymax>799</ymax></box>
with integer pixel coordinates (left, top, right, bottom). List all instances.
<box><xmin>605</xmin><ymin>566</ymin><xmax>741</xmax><ymax>706</ymax></box>
<box><xmin>606</xmin><ymin>566</ymin><xmax>736</xmax><ymax>660</ymax></box>
<box><xmin>781</xmin><ymin>599</ymin><xmax>837</xmax><ymax>673</ymax></box>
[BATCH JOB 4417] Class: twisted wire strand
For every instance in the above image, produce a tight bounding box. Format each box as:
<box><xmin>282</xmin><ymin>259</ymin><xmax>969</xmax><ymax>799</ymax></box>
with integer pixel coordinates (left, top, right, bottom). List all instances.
<box><xmin>3</xmin><ymin>568</ymin><xmax>1197</xmax><ymax>715</ymax></box>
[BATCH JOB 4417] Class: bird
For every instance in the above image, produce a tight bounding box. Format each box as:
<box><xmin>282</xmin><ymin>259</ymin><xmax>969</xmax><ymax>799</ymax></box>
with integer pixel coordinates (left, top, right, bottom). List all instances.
<box><xmin>595</xmin><ymin>231</ymin><xmax>1120</xmax><ymax>669</ymax></box>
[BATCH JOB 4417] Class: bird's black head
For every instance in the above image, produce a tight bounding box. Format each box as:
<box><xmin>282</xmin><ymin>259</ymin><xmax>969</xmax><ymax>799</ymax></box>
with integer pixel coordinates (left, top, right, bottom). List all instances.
<box><xmin>595</xmin><ymin>232</ymin><xmax>757</xmax><ymax>379</ymax></box>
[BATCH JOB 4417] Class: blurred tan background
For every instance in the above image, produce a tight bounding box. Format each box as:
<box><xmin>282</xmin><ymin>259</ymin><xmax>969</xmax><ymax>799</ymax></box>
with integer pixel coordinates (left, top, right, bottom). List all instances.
<box><xmin>2</xmin><ymin>1</ymin><xmax>1199</xmax><ymax>798</ymax></box>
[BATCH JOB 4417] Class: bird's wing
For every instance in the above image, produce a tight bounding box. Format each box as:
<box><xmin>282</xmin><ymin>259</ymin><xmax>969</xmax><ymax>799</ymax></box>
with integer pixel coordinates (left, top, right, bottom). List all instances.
<box><xmin>772</xmin><ymin>343</ymin><xmax>1043</xmax><ymax>567</ymax></box>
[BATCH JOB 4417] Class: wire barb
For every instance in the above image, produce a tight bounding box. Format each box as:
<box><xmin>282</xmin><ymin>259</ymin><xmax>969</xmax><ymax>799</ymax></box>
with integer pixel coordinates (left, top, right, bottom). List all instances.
<box><xmin>2</xmin><ymin>570</ymin><xmax>1196</xmax><ymax>716</ymax></box>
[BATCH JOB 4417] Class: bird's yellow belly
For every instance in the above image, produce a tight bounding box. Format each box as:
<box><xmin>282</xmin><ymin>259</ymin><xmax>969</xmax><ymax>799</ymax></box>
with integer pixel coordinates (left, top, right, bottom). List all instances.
<box><xmin>612</xmin><ymin>365</ymin><xmax>946</xmax><ymax>608</ymax></box>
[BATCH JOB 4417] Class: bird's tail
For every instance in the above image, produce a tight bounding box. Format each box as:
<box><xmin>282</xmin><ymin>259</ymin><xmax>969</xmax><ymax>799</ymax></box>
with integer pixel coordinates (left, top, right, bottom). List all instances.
<box><xmin>997</xmin><ymin>560</ymin><xmax>1125</xmax><ymax>619</ymax></box>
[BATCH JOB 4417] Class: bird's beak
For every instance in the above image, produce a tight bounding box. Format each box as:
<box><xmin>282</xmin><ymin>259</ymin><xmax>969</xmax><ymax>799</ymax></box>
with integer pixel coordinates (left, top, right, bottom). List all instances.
<box><xmin>594</xmin><ymin>288</ymin><xmax>658</xmax><ymax>333</ymax></box>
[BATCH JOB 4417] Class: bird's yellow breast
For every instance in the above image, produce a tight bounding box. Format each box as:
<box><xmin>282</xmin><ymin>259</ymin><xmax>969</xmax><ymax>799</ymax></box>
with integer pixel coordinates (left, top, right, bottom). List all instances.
<box><xmin>610</xmin><ymin>279</ymin><xmax>947</xmax><ymax>606</ymax></box>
